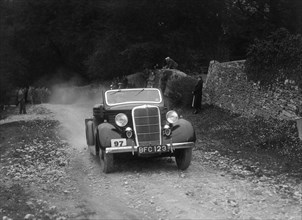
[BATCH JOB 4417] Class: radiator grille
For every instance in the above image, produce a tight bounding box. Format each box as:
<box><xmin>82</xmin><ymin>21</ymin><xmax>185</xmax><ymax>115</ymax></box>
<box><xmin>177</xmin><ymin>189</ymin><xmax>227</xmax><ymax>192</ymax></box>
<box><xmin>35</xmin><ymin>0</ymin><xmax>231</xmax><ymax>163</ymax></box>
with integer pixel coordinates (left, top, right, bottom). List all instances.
<box><xmin>132</xmin><ymin>105</ymin><xmax>161</xmax><ymax>146</ymax></box>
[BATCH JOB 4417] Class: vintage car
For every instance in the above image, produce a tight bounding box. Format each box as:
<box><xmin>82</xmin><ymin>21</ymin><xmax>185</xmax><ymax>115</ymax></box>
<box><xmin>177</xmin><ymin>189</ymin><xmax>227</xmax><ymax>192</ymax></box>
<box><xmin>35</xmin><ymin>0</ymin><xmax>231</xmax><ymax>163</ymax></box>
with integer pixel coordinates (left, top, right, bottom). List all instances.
<box><xmin>85</xmin><ymin>88</ymin><xmax>196</xmax><ymax>173</ymax></box>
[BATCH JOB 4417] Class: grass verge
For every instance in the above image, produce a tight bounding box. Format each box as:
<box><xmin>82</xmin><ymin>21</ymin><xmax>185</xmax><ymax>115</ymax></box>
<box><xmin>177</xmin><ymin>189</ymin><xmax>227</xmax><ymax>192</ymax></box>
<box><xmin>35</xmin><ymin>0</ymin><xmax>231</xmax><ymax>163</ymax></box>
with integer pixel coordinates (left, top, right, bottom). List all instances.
<box><xmin>185</xmin><ymin>104</ymin><xmax>302</xmax><ymax>181</ymax></box>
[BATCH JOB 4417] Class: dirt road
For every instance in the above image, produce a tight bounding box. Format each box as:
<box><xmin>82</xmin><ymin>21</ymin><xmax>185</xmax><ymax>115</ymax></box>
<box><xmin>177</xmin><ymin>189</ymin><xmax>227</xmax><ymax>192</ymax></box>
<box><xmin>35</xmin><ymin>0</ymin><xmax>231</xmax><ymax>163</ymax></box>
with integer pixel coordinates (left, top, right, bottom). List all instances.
<box><xmin>41</xmin><ymin>101</ymin><xmax>301</xmax><ymax>220</ymax></box>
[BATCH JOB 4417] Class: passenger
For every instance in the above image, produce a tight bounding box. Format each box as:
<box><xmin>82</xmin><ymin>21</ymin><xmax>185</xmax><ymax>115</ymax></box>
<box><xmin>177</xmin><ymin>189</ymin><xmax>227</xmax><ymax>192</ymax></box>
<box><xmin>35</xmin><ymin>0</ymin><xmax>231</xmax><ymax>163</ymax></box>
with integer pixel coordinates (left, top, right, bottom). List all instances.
<box><xmin>122</xmin><ymin>76</ymin><xmax>128</xmax><ymax>88</ymax></box>
<box><xmin>110</xmin><ymin>78</ymin><xmax>119</xmax><ymax>90</ymax></box>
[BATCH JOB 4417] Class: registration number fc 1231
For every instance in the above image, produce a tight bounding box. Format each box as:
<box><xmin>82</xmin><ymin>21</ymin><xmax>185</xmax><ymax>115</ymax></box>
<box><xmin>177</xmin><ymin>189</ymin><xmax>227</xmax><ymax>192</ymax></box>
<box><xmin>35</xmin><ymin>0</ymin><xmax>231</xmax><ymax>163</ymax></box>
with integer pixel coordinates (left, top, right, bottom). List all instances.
<box><xmin>138</xmin><ymin>145</ymin><xmax>169</xmax><ymax>154</ymax></box>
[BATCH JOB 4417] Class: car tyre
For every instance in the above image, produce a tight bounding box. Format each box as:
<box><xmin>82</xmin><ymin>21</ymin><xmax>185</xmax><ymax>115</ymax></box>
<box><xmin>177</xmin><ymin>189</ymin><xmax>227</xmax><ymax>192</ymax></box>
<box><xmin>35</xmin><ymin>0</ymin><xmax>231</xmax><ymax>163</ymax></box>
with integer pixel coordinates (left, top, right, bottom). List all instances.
<box><xmin>100</xmin><ymin>149</ymin><xmax>114</xmax><ymax>173</ymax></box>
<box><xmin>94</xmin><ymin>131</ymin><xmax>100</xmax><ymax>156</ymax></box>
<box><xmin>174</xmin><ymin>148</ymin><xmax>192</xmax><ymax>170</ymax></box>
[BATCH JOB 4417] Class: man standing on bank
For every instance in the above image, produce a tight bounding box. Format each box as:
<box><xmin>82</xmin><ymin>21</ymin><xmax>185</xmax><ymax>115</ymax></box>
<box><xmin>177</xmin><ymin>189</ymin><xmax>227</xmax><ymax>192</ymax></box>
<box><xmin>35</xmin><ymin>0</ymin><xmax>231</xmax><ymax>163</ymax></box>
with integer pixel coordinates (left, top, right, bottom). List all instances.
<box><xmin>17</xmin><ymin>87</ymin><xmax>27</xmax><ymax>114</ymax></box>
<box><xmin>164</xmin><ymin>57</ymin><xmax>178</xmax><ymax>69</ymax></box>
<box><xmin>192</xmin><ymin>76</ymin><xmax>203</xmax><ymax>114</ymax></box>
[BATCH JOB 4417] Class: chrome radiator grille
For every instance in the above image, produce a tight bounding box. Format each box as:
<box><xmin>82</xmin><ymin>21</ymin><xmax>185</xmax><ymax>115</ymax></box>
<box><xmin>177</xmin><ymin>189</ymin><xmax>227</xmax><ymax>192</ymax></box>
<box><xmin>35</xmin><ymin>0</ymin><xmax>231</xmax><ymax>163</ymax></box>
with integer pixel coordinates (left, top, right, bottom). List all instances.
<box><xmin>132</xmin><ymin>105</ymin><xmax>161</xmax><ymax>146</ymax></box>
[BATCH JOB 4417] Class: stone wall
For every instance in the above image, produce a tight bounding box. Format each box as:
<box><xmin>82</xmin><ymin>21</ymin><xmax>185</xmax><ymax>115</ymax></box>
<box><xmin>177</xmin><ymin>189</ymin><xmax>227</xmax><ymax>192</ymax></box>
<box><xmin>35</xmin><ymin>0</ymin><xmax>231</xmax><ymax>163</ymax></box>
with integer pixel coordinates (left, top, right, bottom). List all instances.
<box><xmin>204</xmin><ymin>60</ymin><xmax>302</xmax><ymax>120</ymax></box>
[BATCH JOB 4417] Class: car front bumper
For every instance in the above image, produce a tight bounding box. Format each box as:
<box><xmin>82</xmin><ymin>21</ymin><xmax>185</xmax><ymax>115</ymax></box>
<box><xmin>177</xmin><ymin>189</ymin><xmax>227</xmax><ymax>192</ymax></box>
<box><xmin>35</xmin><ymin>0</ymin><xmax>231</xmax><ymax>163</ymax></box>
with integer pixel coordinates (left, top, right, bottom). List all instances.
<box><xmin>105</xmin><ymin>142</ymin><xmax>195</xmax><ymax>154</ymax></box>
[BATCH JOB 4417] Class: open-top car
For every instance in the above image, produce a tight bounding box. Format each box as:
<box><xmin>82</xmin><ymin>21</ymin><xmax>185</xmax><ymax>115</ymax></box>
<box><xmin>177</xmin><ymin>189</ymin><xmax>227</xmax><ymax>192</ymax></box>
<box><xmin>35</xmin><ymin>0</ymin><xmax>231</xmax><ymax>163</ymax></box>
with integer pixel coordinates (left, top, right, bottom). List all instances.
<box><xmin>85</xmin><ymin>88</ymin><xmax>196</xmax><ymax>173</ymax></box>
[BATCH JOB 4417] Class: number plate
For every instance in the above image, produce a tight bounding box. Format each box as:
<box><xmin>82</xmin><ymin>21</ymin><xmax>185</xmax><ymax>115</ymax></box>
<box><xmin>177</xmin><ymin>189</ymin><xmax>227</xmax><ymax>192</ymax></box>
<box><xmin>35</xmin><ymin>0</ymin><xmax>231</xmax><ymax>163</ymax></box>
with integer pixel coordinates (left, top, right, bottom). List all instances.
<box><xmin>111</xmin><ymin>138</ymin><xmax>127</xmax><ymax>147</ymax></box>
<box><xmin>138</xmin><ymin>145</ymin><xmax>169</xmax><ymax>155</ymax></box>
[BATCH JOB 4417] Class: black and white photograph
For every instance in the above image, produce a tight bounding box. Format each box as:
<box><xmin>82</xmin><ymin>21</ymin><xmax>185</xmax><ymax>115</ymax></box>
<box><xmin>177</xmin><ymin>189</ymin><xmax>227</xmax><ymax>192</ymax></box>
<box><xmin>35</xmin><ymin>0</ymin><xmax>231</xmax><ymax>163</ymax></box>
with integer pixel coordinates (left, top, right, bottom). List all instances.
<box><xmin>0</xmin><ymin>0</ymin><xmax>301</xmax><ymax>219</ymax></box>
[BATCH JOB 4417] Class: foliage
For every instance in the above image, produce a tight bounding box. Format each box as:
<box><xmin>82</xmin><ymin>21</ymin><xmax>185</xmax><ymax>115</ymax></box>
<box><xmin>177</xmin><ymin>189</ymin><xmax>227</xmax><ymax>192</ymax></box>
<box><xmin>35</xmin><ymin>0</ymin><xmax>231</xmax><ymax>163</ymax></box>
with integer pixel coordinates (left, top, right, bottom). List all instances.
<box><xmin>86</xmin><ymin>0</ymin><xmax>226</xmax><ymax>78</ymax></box>
<box><xmin>186</xmin><ymin>105</ymin><xmax>302</xmax><ymax>179</ymax></box>
<box><xmin>0</xmin><ymin>120</ymin><xmax>68</xmax><ymax>219</ymax></box>
<box><xmin>168</xmin><ymin>76</ymin><xmax>197</xmax><ymax>108</ymax></box>
<box><xmin>1</xmin><ymin>0</ymin><xmax>107</xmax><ymax>84</ymax></box>
<box><xmin>222</xmin><ymin>0</ymin><xmax>302</xmax><ymax>59</ymax></box>
<box><xmin>245</xmin><ymin>28</ymin><xmax>302</xmax><ymax>88</ymax></box>
<box><xmin>0</xmin><ymin>0</ymin><xmax>302</xmax><ymax>99</ymax></box>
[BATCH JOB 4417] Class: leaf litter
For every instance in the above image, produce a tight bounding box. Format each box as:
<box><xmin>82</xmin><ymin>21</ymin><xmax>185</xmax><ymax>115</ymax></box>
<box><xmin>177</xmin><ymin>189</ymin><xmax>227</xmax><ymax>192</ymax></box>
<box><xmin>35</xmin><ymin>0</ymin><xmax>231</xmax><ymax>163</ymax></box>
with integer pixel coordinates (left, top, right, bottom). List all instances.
<box><xmin>0</xmin><ymin>119</ymin><xmax>69</xmax><ymax>220</ymax></box>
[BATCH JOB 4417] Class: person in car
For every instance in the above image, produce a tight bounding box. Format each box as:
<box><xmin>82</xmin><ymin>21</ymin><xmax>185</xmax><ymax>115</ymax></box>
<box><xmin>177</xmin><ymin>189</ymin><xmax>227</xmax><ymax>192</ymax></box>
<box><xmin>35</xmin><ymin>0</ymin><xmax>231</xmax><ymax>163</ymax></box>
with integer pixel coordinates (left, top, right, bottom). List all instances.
<box><xmin>110</xmin><ymin>77</ymin><xmax>119</xmax><ymax>90</ymax></box>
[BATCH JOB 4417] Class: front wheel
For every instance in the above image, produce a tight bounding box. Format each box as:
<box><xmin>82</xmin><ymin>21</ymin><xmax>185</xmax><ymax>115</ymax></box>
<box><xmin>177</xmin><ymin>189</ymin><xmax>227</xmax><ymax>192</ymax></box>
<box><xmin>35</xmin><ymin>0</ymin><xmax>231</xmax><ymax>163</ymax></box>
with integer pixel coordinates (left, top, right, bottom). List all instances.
<box><xmin>174</xmin><ymin>148</ymin><xmax>192</xmax><ymax>170</ymax></box>
<box><xmin>100</xmin><ymin>149</ymin><xmax>114</xmax><ymax>173</ymax></box>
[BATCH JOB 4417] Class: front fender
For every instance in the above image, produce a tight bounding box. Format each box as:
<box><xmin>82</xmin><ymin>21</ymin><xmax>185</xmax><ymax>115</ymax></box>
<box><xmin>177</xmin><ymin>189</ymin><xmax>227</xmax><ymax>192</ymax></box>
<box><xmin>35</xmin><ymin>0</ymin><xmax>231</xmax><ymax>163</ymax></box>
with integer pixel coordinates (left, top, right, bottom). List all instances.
<box><xmin>163</xmin><ymin>118</ymin><xmax>196</xmax><ymax>144</ymax></box>
<box><xmin>97</xmin><ymin>122</ymin><xmax>122</xmax><ymax>148</ymax></box>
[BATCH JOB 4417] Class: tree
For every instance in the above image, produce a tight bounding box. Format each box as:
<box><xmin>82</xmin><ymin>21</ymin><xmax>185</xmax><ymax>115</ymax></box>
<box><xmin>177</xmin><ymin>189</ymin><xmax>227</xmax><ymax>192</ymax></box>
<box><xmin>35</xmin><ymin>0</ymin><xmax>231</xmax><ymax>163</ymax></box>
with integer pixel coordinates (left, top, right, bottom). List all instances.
<box><xmin>1</xmin><ymin>0</ymin><xmax>300</xmax><ymax>88</ymax></box>
<box><xmin>221</xmin><ymin>0</ymin><xmax>302</xmax><ymax>59</ymax></box>
<box><xmin>246</xmin><ymin>28</ymin><xmax>302</xmax><ymax>88</ymax></box>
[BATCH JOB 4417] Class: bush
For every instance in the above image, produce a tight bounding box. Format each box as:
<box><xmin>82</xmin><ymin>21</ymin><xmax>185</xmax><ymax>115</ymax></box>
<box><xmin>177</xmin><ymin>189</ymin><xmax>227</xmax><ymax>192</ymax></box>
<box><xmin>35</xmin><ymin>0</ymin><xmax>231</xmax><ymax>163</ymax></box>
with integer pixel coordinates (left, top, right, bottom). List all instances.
<box><xmin>168</xmin><ymin>76</ymin><xmax>197</xmax><ymax>108</ymax></box>
<box><xmin>245</xmin><ymin>28</ymin><xmax>302</xmax><ymax>88</ymax></box>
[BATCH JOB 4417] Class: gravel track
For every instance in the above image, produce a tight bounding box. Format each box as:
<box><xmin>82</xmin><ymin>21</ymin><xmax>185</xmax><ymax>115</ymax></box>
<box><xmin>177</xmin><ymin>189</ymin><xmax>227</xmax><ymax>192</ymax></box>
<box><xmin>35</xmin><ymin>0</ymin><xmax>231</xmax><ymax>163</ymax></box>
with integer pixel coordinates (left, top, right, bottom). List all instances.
<box><xmin>1</xmin><ymin>102</ymin><xmax>301</xmax><ymax>219</ymax></box>
<box><xmin>46</xmin><ymin>102</ymin><xmax>302</xmax><ymax>220</ymax></box>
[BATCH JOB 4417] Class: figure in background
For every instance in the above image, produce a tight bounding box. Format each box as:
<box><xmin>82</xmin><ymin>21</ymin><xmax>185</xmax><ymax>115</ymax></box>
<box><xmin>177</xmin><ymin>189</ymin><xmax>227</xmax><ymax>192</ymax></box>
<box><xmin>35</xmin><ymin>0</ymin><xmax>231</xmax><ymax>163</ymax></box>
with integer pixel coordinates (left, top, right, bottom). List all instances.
<box><xmin>159</xmin><ymin>71</ymin><xmax>169</xmax><ymax>94</ymax></box>
<box><xmin>17</xmin><ymin>87</ymin><xmax>26</xmax><ymax>114</ymax></box>
<box><xmin>159</xmin><ymin>71</ymin><xmax>173</xmax><ymax>109</ymax></box>
<box><xmin>24</xmin><ymin>87</ymin><xmax>29</xmax><ymax>103</ymax></box>
<box><xmin>45</xmin><ymin>87</ymin><xmax>51</xmax><ymax>103</ymax></box>
<box><xmin>32</xmin><ymin>87</ymin><xmax>38</xmax><ymax>104</ymax></box>
<box><xmin>37</xmin><ymin>87</ymin><xmax>43</xmax><ymax>104</ymax></box>
<box><xmin>192</xmin><ymin>76</ymin><xmax>203</xmax><ymax>114</ymax></box>
<box><xmin>27</xmin><ymin>86</ymin><xmax>34</xmax><ymax>105</ymax></box>
<box><xmin>147</xmin><ymin>71</ymin><xmax>156</xmax><ymax>88</ymax></box>
<box><xmin>164</xmin><ymin>57</ymin><xmax>178</xmax><ymax>69</ymax></box>
<box><xmin>41</xmin><ymin>87</ymin><xmax>48</xmax><ymax>103</ymax></box>
<box><xmin>14</xmin><ymin>88</ymin><xmax>19</xmax><ymax>106</ymax></box>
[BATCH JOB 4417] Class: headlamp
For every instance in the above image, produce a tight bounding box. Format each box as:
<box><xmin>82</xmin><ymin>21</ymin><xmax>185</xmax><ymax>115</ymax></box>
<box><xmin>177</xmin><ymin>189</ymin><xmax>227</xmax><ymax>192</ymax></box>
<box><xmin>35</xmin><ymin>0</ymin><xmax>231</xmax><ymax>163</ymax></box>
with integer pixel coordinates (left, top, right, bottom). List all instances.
<box><xmin>115</xmin><ymin>113</ymin><xmax>128</xmax><ymax>127</ymax></box>
<box><xmin>166</xmin><ymin>110</ymin><xmax>179</xmax><ymax>124</ymax></box>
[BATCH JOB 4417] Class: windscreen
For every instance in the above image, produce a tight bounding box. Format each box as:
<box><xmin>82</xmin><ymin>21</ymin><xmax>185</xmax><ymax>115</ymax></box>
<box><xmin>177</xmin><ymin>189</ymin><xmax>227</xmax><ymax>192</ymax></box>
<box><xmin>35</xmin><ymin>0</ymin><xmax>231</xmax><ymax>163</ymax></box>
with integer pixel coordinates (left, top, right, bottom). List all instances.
<box><xmin>105</xmin><ymin>89</ymin><xmax>162</xmax><ymax>106</ymax></box>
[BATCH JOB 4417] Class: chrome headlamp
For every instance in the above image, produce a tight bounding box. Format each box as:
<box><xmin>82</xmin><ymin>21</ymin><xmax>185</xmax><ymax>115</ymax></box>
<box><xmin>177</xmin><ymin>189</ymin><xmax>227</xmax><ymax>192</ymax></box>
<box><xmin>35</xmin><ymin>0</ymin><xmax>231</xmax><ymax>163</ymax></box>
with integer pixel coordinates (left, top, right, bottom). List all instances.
<box><xmin>125</xmin><ymin>127</ymin><xmax>133</xmax><ymax>138</ymax></box>
<box><xmin>115</xmin><ymin>113</ymin><xmax>128</xmax><ymax>127</ymax></box>
<box><xmin>166</xmin><ymin>110</ymin><xmax>179</xmax><ymax>124</ymax></box>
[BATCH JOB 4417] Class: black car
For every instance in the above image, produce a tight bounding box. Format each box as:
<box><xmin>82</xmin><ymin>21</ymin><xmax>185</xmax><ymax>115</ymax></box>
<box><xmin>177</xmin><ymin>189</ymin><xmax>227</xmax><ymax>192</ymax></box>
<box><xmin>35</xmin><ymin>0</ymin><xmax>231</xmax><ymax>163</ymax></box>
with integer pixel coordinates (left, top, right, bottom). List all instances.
<box><xmin>85</xmin><ymin>88</ymin><xmax>196</xmax><ymax>173</ymax></box>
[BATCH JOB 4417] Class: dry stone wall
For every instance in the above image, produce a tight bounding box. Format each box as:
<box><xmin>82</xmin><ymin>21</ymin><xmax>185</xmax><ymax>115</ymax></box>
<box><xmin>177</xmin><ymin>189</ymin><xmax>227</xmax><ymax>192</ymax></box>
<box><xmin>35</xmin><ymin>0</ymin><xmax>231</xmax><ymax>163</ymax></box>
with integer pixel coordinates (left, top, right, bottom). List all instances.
<box><xmin>204</xmin><ymin>60</ymin><xmax>302</xmax><ymax>121</ymax></box>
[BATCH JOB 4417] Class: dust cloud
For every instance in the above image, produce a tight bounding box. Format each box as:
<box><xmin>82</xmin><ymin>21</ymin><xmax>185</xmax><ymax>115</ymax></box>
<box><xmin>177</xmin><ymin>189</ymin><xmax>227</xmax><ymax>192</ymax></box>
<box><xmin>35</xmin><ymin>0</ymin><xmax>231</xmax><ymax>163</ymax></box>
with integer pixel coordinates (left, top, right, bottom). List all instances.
<box><xmin>46</xmin><ymin>80</ymin><xmax>109</xmax><ymax>150</ymax></box>
<box><xmin>49</xmin><ymin>83</ymin><xmax>108</xmax><ymax>105</ymax></box>
<box><xmin>34</xmin><ymin>68</ymin><xmax>109</xmax><ymax>105</ymax></box>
